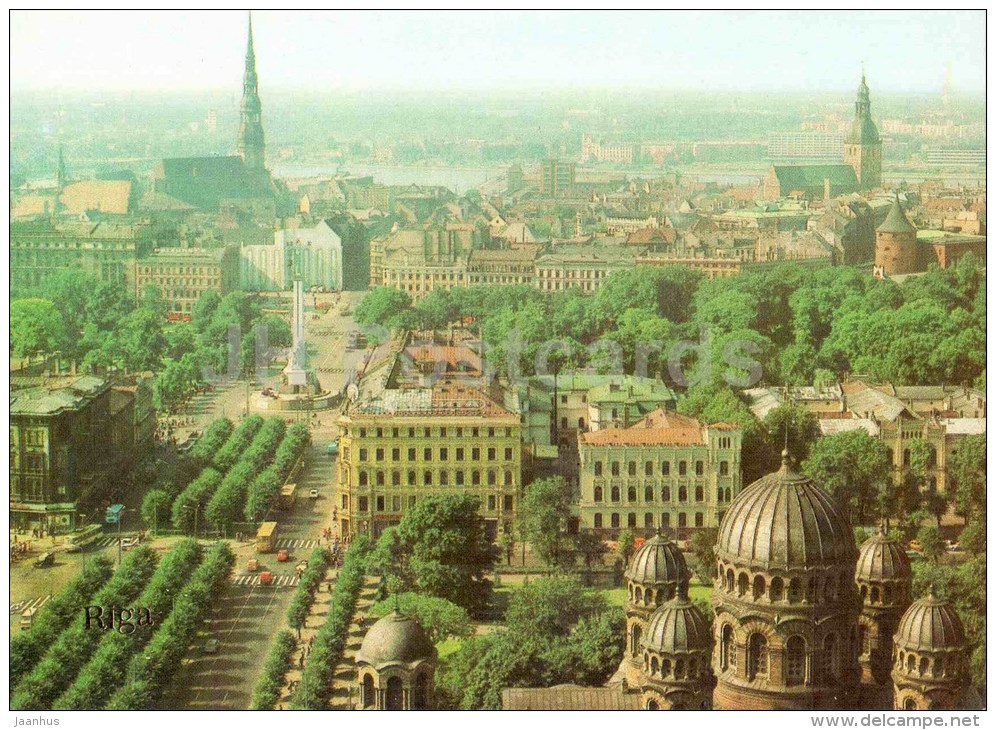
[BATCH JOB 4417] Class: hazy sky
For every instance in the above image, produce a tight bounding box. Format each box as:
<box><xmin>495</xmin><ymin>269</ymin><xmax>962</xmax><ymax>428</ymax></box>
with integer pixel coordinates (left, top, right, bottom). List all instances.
<box><xmin>10</xmin><ymin>10</ymin><xmax>986</xmax><ymax>94</ymax></box>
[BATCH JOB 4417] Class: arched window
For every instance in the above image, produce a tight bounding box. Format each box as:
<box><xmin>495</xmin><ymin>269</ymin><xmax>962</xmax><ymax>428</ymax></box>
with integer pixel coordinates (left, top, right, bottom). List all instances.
<box><xmin>650</xmin><ymin>656</ymin><xmax>659</xmax><ymax>675</ymax></box>
<box><xmin>786</xmin><ymin>636</ymin><xmax>806</xmax><ymax>686</ymax></box>
<box><xmin>362</xmin><ymin>673</ymin><xmax>375</xmax><ymax>708</ymax></box>
<box><xmin>919</xmin><ymin>657</ymin><xmax>929</xmax><ymax>676</ymax></box>
<box><xmin>904</xmin><ymin>698</ymin><xmax>918</xmax><ymax>710</ymax></box>
<box><xmin>689</xmin><ymin>657</ymin><xmax>698</xmax><ymax>676</ymax></box>
<box><xmin>646</xmin><ymin>699</ymin><xmax>659</xmax><ymax>710</ymax></box>
<box><xmin>376</xmin><ymin>471</ymin><xmax>385</xmax><ymax>486</ymax></box>
<box><xmin>504</xmin><ymin>470</ymin><xmax>513</xmax><ymax>486</ymax></box>
<box><xmin>678</xmin><ymin>486</ymin><xmax>688</xmax><ymax>502</ymax></box>
<box><xmin>662</xmin><ymin>487</ymin><xmax>671</xmax><ymax>502</ymax></box>
<box><xmin>726</xmin><ymin>569</ymin><xmax>735</xmax><ymax>593</ymax></box>
<box><xmin>661</xmin><ymin>658</ymin><xmax>671</xmax><ymax>677</ymax></box>
<box><xmin>770</xmin><ymin>577</ymin><xmax>784</xmax><ymax>601</ymax></box>
<box><xmin>392</xmin><ymin>471</ymin><xmax>401</xmax><ymax>486</ymax></box>
<box><xmin>747</xmin><ymin>633</ymin><xmax>768</xmax><ymax>680</ymax></box>
<box><xmin>823</xmin><ymin>634</ymin><xmax>839</xmax><ymax>680</ymax></box>
<box><xmin>675</xmin><ymin>658</ymin><xmax>685</xmax><ymax>679</ymax></box>
<box><xmin>594</xmin><ymin>513</ymin><xmax>603</xmax><ymax>529</ymax></box>
<box><xmin>752</xmin><ymin>574</ymin><xmax>766</xmax><ymax>600</ymax></box>
<box><xmin>386</xmin><ymin>676</ymin><xmax>404</xmax><ymax>710</ymax></box>
<box><xmin>645</xmin><ymin>486</ymin><xmax>654</xmax><ymax>502</ymax></box>
<box><xmin>628</xmin><ymin>486</ymin><xmax>637</xmax><ymax>502</ymax></box>
<box><xmin>635</xmin><ymin>586</ymin><xmax>644</xmax><ymax>603</ymax></box>
<box><xmin>628</xmin><ymin>513</ymin><xmax>637</xmax><ymax>528</ymax></box>
<box><xmin>721</xmin><ymin>624</ymin><xmax>736</xmax><ymax>671</ymax></box>
<box><xmin>487</xmin><ymin>470</ymin><xmax>496</xmax><ymax>486</ymax></box>
<box><xmin>412</xmin><ymin>671</ymin><xmax>429</xmax><ymax>710</ymax></box>
<box><xmin>906</xmin><ymin>654</ymin><xmax>915</xmax><ymax>673</ymax></box>
<box><xmin>594</xmin><ymin>486</ymin><xmax>603</xmax><ymax>502</ymax></box>
<box><xmin>695</xmin><ymin>486</ymin><xmax>703</xmax><ymax>502</ymax></box>
<box><xmin>631</xmin><ymin>624</ymin><xmax>642</xmax><ymax>656</ymax></box>
<box><xmin>472</xmin><ymin>470</ymin><xmax>481</xmax><ymax>486</ymax></box>
<box><xmin>628</xmin><ymin>461</ymin><xmax>637</xmax><ymax>476</ymax></box>
<box><xmin>644</xmin><ymin>513</ymin><xmax>654</xmax><ymax>529</ymax></box>
<box><xmin>678</xmin><ymin>512</ymin><xmax>687</xmax><ymax>527</ymax></box>
<box><xmin>611</xmin><ymin>486</ymin><xmax>620</xmax><ymax>502</ymax></box>
<box><xmin>611</xmin><ymin>513</ymin><xmax>620</xmax><ymax>528</ymax></box>
<box><xmin>870</xmin><ymin>586</ymin><xmax>880</xmax><ymax>604</ymax></box>
<box><xmin>737</xmin><ymin>573</ymin><xmax>749</xmax><ymax>596</ymax></box>
<box><xmin>934</xmin><ymin>656</ymin><xmax>944</xmax><ymax>678</ymax></box>
<box><xmin>860</xmin><ymin>585</ymin><xmax>868</xmax><ymax>602</ymax></box>
<box><xmin>359</xmin><ymin>471</ymin><xmax>368</xmax><ymax>487</ymax></box>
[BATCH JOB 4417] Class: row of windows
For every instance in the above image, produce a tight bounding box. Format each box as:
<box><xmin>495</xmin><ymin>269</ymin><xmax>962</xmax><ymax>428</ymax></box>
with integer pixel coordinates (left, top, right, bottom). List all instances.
<box><xmin>356</xmin><ymin>468</ymin><xmax>516</xmax><ymax>488</ymax></box>
<box><xmin>353</xmin><ymin>426</ymin><xmax>514</xmax><ymax>439</ymax></box>
<box><xmin>355</xmin><ymin>493</ymin><xmax>514</xmax><ymax>513</ymax></box>
<box><xmin>594</xmin><ymin>459</ymin><xmax>727</xmax><ymax>477</ymax></box>
<box><xmin>358</xmin><ymin>446</ymin><xmax>514</xmax><ymax>464</ymax></box>
<box><xmin>592</xmin><ymin>512</ymin><xmax>705</xmax><ymax>529</ymax></box>
<box><xmin>719</xmin><ymin>627</ymin><xmax>846</xmax><ymax>685</ymax></box>
<box><xmin>593</xmin><ymin>485</ymin><xmax>734</xmax><ymax>504</ymax></box>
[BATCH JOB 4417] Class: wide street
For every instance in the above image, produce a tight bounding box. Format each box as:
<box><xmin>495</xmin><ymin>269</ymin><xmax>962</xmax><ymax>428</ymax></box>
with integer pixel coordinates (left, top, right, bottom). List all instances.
<box><xmin>10</xmin><ymin>289</ymin><xmax>368</xmax><ymax>708</ymax></box>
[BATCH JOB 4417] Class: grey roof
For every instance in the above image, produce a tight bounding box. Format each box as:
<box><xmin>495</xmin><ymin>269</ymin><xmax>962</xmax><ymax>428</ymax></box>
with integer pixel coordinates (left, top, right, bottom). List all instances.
<box><xmin>845</xmin><ymin>115</ymin><xmax>881</xmax><ymax>145</ymax></box>
<box><xmin>10</xmin><ymin>376</ymin><xmax>108</xmax><ymax>416</ymax></box>
<box><xmin>940</xmin><ymin>418</ymin><xmax>986</xmax><ymax>436</ymax></box>
<box><xmin>626</xmin><ymin>534</ymin><xmax>690</xmax><ymax>589</ymax></box>
<box><xmin>855</xmin><ymin>530</ymin><xmax>912</xmax><ymax>585</ymax></box>
<box><xmin>771</xmin><ymin>165</ymin><xmax>858</xmax><ymax>192</ymax></box>
<box><xmin>717</xmin><ymin>453</ymin><xmax>855</xmax><ymax>570</ymax></box>
<box><xmin>877</xmin><ymin>198</ymin><xmax>916</xmax><ymax>235</ymax></box>
<box><xmin>819</xmin><ymin>418</ymin><xmax>879</xmax><ymax>437</ymax></box>
<box><xmin>356</xmin><ymin>610</ymin><xmax>436</xmax><ymax>669</ymax></box>
<box><xmin>894</xmin><ymin>594</ymin><xmax>966</xmax><ymax>653</ymax></box>
<box><xmin>641</xmin><ymin>596</ymin><xmax>711</xmax><ymax>655</ymax></box>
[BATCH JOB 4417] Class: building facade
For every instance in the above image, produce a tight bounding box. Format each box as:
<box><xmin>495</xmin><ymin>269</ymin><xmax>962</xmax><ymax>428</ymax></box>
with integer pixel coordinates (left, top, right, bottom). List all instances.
<box><xmin>335</xmin><ymin>384</ymin><xmax>523</xmax><ymax>539</ymax></box>
<box><xmin>240</xmin><ymin>220</ymin><xmax>344</xmax><ymax>292</ymax></box>
<box><xmin>576</xmin><ymin>410</ymin><xmax>742</xmax><ymax>537</ymax></box>
<box><xmin>135</xmin><ymin>246</ymin><xmax>239</xmax><ymax>315</ymax></box>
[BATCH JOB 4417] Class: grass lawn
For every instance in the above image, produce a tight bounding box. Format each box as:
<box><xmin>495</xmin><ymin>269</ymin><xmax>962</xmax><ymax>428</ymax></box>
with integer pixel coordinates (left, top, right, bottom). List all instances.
<box><xmin>599</xmin><ymin>581</ymin><xmax>713</xmax><ymax>608</ymax></box>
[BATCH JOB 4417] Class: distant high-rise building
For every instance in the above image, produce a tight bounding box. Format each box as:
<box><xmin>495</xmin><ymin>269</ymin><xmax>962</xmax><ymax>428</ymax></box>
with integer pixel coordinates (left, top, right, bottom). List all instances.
<box><xmin>843</xmin><ymin>72</ymin><xmax>882</xmax><ymax>190</ymax></box>
<box><xmin>236</xmin><ymin>14</ymin><xmax>266</xmax><ymax>172</ymax></box>
<box><xmin>540</xmin><ymin>159</ymin><xmax>575</xmax><ymax>198</ymax></box>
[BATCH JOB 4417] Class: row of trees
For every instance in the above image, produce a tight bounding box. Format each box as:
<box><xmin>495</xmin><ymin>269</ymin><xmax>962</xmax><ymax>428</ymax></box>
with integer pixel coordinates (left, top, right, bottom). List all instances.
<box><xmin>355</xmin><ymin>256</ymin><xmax>985</xmax><ymax>390</ymax></box>
<box><xmin>105</xmin><ymin>543</ymin><xmax>236</xmax><ymax>710</ymax></box>
<box><xmin>287</xmin><ymin>548</ymin><xmax>331</xmax><ymax>631</ymax></box>
<box><xmin>245</xmin><ymin>422</ymin><xmax>311</xmax><ymax>523</ymax></box>
<box><xmin>11</xmin><ymin>546</ymin><xmax>160</xmax><ymax>709</ymax></box>
<box><xmin>290</xmin><ymin>536</ymin><xmax>371</xmax><ymax>709</ymax></box>
<box><xmin>205</xmin><ymin>418</ymin><xmax>287</xmax><ymax>532</ymax></box>
<box><xmin>250</xmin><ymin>631</ymin><xmax>298</xmax><ymax>711</ymax></box>
<box><xmin>435</xmin><ymin>576</ymin><xmax>624</xmax><ymax>709</ymax></box>
<box><xmin>10</xmin><ymin>556</ymin><xmax>114</xmax><ymax>684</ymax></box>
<box><xmin>52</xmin><ymin>540</ymin><xmax>204</xmax><ymax>709</ymax></box>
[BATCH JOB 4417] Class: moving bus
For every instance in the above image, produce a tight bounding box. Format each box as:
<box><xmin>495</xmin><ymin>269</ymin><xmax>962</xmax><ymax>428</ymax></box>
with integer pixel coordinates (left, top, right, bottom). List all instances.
<box><xmin>256</xmin><ymin>522</ymin><xmax>278</xmax><ymax>553</ymax></box>
<box><xmin>66</xmin><ymin>524</ymin><xmax>104</xmax><ymax>553</ymax></box>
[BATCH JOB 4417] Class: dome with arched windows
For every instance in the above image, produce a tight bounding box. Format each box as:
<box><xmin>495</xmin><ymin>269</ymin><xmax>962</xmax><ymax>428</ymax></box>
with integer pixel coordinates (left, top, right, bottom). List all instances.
<box><xmin>716</xmin><ymin>452</ymin><xmax>855</xmax><ymax>571</ymax></box>
<box><xmin>626</xmin><ymin>533</ymin><xmax>690</xmax><ymax>590</ymax></box>
<box><xmin>856</xmin><ymin>530</ymin><xmax>912</xmax><ymax>584</ymax></box>
<box><xmin>642</xmin><ymin>596</ymin><xmax>711</xmax><ymax>655</ymax></box>
<box><xmin>357</xmin><ymin>610</ymin><xmax>436</xmax><ymax>669</ymax></box>
<box><xmin>894</xmin><ymin>593</ymin><xmax>966</xmax><ymax>654</ymax></box>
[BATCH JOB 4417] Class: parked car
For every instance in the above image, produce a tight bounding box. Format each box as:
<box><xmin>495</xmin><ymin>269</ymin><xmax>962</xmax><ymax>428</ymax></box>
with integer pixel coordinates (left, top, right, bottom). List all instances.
<box><xmin>309</xmin><ymin>489</ymin><xmax>320</xmax><ymax>499</ymax></box>
<box><xmin>246</xmin><ymin>559</ymin><xmax>260</xmax><ymax>572</ymax></box>
<box><xmin>259</xmin><ymin>571</ymin><xmax>274</xmax><ymax>586</ymax></box>
<box><xmin>276</xmin><ymin>549</ymin><xmax>290</xmax><ymax>562</ymax></box>
<box><xmin>326</xmin><ymin>442</ymin><xmax>338</xmax><ymax>456</ymax></box>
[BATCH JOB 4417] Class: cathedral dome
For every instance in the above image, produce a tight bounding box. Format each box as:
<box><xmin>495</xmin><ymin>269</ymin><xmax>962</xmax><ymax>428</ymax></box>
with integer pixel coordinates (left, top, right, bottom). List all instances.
<box><xmin>626</xmin><ymin>533</ymin><xmax>690</xmax><ymax>588</ymax></box>
<box><xmin>894</xmin><ymin>593</ymin><xmax>966</xmax><ymax>653</ymax></box>
<box><xmin>716</xmin><ymin>452</ymin><xmax>855</xmax><ymax>571</ymax></box>
<box><xmin>856</xmin><ymin>530</ymin><xmax>912</xmax><ymax>583</ymax></box>
<box><xmin>642</xmin><ymin>596</ymin><xmax>711</xmax><ymax>655</ymax></box>
<box><xmin>356</xmin><ymin>610</ymin><xmax>436</xmax><ymax>669</ymax></box>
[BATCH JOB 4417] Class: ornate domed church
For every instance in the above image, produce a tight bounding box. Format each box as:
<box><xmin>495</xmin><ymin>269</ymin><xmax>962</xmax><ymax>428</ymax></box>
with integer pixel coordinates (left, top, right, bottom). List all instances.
<box><xmin>621</xmin><ymin>451</ymin><xmax>976</xmax><ymax>711</ymax></box>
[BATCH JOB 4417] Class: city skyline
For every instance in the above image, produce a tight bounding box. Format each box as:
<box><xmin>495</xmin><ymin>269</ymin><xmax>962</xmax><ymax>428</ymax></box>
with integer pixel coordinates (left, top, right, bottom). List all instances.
<box><xmin>11</xmin><ymin>10</ymin><xmax>986</xmax><ymax>94</ymax></box>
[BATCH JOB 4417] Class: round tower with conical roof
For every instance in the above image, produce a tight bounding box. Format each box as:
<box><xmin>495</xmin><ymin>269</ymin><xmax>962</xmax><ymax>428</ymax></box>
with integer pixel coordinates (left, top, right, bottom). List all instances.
<box><xmin>875</xmin><ymin>195</ymin><xmax>921</xmax><ymax>277</ymax></box>
<box><xmin>855</xmin><ymin>528</ymin><xmax>912</xmax><ymax>707</ymax></box>
<box><xmin>891</xmin><ymin>591</ymin><xmax>977</xmax><ymax>710</ymax></box>
<box><xmin>639</xmin><ymin>588</ymin><xmax>715</xmax><ymax>710</ymax></box>
<box><xmin>844</xmin><ymin>71</ymin><xmax>882</xmax><ymax>190</ymax></box>
<box><xmin>623</xmin><ymin>532</ymin><xmax>691</xmax><ymax>670</ymax></box>
<box><xmin>711</xmin><ymin>451</ymin><xmax>861</xmax><ymax>710</ymax></box>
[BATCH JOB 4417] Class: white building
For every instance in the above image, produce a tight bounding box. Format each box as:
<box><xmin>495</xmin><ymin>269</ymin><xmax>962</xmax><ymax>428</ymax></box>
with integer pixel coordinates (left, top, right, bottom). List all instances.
<box><xmin>241</xmin><ymin>220</ymin><xmax>343</xmax><ymax>291</ymax></box>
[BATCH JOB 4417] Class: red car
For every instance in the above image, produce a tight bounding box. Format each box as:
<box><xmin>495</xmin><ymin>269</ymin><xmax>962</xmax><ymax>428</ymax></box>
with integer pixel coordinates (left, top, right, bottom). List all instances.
<box><xmin>276</xmin><ymin>549</ymin><xmax>290</xmax><ymax>562</ymax></box>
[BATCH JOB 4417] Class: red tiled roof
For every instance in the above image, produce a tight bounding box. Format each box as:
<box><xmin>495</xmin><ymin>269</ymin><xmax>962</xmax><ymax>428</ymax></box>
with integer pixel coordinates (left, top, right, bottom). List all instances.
<box><xmin>581</xmin><ymin>409</ymin><xmax>705</xmax><ymax>446</ymax></box>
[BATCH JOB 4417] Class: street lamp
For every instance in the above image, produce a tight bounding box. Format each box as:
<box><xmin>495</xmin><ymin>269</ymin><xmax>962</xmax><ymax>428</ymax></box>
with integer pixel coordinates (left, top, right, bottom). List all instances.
<box><xmin>181</xmin><ymin>503</ymin><xmax>202</xmax><ymax>541</ymax></box>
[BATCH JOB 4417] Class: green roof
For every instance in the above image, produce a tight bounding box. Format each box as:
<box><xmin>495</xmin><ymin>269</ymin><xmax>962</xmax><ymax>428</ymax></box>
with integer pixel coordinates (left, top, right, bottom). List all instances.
<box><xmin>877</xmin><ymin>199</ymin><xmax>916</xmax><ymax>235</ymax></box>
<box><xmin>845</xmin><ymin>115</ymin><xmax>881</xmax><ymax>145</ymax></box>
<box><xmin>772</xmin><ymin>165</ymin><xmax>858</xmax><ymax>192</ymax></box>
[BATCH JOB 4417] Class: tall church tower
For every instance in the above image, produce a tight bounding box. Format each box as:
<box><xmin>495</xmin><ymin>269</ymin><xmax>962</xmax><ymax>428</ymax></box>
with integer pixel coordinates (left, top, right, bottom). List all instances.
<box><xmin>843</xmin><ymin>71</ymin><xmax>882</xmax><ymax>190</ymax></box>
<box><xmin>236</xmin><ymin>14</ymin><xmax>266</xmax><ymax>172</ymax></box>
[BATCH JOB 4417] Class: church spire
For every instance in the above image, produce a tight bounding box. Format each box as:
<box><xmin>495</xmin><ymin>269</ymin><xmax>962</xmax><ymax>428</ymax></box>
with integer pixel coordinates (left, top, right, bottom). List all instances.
<box><xmin>56</xmin><ymin>144</ymin><xmax>66</xmax><ymax>189</ymax></box>
<box><xmin>236</xmin><ymin>12</ymin><xmax>266</xmax><ymax>171</ymax></box>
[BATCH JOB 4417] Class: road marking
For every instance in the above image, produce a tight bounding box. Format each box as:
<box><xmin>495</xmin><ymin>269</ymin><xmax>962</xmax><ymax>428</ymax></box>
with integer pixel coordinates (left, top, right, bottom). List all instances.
<box><xmin>10</xmin><ymin>594</ymin><xmax>51</xmax><ymax>614</ymax></box>
<box><xmin>231</xmin><ymin>574</ymin><xmax>300</xmax><ymax>588</ymax></box>
<box><xmin>273</xmin><ymin>538</ymin><xmax>319</xmax><ymax>550</ymax></box>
